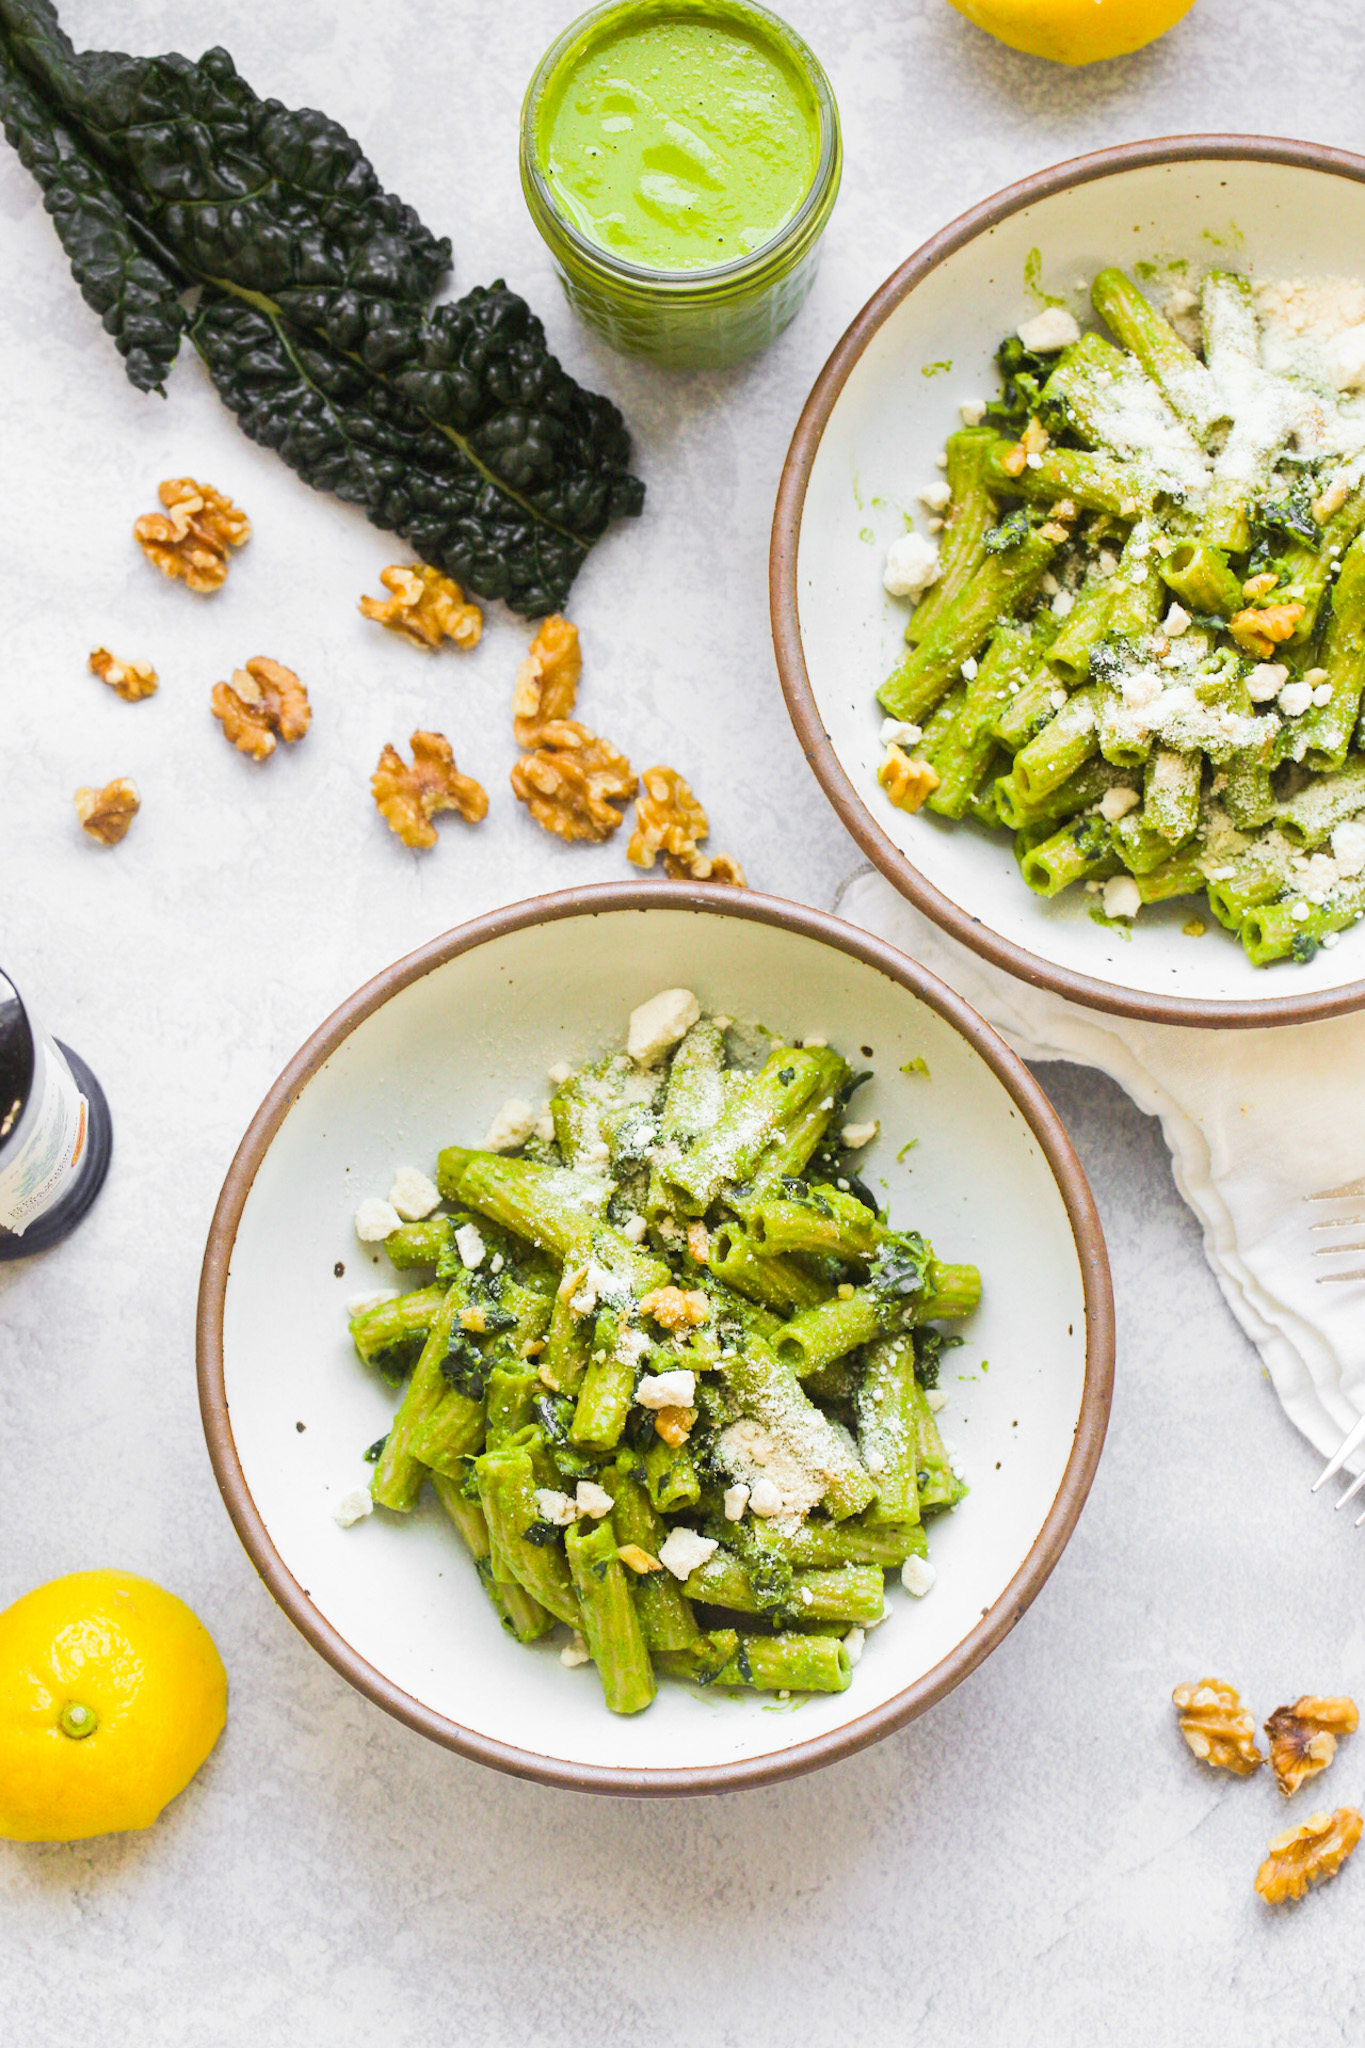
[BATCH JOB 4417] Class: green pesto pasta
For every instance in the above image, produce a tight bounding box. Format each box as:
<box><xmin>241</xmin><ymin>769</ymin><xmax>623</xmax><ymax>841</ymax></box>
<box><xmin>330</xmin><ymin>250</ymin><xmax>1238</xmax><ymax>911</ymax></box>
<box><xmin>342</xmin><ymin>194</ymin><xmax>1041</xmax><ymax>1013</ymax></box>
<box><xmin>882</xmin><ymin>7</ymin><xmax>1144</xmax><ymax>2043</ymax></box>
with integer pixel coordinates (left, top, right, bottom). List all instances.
<box><xmin>340</xmin><ymin>997</ymin><xmax>982</xmax><ymax>1715</ymax></box>
<box><xmin>874</xmin><ymin>261</ymin><xmax>1365</xmax><ymax>965</ymax></box>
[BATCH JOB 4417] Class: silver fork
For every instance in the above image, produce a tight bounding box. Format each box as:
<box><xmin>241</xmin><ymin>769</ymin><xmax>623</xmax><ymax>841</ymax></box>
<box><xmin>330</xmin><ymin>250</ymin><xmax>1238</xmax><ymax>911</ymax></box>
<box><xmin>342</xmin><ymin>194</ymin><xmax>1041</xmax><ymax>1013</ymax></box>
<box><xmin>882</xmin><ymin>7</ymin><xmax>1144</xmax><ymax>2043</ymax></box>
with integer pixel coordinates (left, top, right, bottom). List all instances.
<box><xmin>1309</xmin><ymin>1175</ymin><xmax>1365</xmax><ymax>1518</ymax></box>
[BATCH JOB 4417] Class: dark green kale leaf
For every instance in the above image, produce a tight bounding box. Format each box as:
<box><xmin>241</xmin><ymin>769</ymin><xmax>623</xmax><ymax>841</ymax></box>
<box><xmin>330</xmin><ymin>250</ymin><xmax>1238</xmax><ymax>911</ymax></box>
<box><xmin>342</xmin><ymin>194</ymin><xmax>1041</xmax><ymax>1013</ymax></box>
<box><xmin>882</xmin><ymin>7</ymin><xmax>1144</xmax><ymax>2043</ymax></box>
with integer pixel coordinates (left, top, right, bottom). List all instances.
<box><xmin>983</xmin><ymin>334</ymin><xmax>1070</xmax><ymax>440</ymax></box>
<box><xmin>868</xmin><ymin>1230</ymin><xmax>931</xmax><ymax>1303</ymax></box>
<box><xmin>0</xmin><ymin>0</ymin><xmax>643</xmax><ymax>612</ymax></box>
<box><xmin>0</xmin><ymin>39</ymin><xmax>184</xmax><ymax>390</ymax></box>
<box><xmin>983</xmin><ymin>508</ymin><xmax>1033</xmax><ymax>554</ymax></box>
<box><xmin>1254</xmin><ymin>482</ymin><xmax>1320</xmax><ymax>551</ymax></box>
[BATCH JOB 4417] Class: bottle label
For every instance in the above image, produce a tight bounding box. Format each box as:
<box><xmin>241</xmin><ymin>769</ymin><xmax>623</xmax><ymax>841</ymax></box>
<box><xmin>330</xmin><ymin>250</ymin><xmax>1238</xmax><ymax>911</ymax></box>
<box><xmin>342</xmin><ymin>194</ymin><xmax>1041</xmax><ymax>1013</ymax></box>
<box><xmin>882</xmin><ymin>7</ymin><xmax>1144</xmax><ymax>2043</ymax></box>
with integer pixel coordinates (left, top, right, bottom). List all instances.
<box><xmin>0</xmin><ymin>1035</ymin><xmax>87</xmax><ymax>1234</ymax></box>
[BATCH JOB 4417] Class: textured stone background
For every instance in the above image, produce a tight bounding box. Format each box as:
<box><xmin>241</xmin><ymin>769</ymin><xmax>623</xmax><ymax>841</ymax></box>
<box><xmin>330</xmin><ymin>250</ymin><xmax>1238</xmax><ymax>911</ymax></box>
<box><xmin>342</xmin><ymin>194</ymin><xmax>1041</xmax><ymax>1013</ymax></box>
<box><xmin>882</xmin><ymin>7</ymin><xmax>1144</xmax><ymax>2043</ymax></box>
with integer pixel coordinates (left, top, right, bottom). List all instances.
<box><xmin>2</xmin><ymin>2</ymin><xmax>1361</xmax><ymax>2040</ymax></box>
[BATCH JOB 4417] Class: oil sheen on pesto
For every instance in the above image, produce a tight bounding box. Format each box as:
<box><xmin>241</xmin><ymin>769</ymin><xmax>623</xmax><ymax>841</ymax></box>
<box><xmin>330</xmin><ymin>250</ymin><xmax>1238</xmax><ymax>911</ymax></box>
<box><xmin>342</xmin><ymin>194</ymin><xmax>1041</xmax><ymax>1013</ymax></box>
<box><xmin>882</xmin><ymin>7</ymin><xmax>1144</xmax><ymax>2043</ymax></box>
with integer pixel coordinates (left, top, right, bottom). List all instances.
<box><xmin>539</xmin><ymin>11</ymin><xmax>821</xmax><ymax>273</ymax></box>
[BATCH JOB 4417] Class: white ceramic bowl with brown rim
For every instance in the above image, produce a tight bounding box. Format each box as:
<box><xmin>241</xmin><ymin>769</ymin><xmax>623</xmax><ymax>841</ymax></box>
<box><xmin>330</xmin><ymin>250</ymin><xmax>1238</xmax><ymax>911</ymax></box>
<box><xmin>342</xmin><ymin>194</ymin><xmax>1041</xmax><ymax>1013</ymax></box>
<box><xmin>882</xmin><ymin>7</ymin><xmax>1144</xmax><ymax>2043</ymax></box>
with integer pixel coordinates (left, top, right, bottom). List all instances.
<box><xmin>198</xmin><ymin>884</ymin><xmax>1112</xmax><ymax>1794</ymax></box>
<box><xmin>772</xmin><ymin>136</ymin><xmax>1365</xmax><ymax>1028</ymax></box>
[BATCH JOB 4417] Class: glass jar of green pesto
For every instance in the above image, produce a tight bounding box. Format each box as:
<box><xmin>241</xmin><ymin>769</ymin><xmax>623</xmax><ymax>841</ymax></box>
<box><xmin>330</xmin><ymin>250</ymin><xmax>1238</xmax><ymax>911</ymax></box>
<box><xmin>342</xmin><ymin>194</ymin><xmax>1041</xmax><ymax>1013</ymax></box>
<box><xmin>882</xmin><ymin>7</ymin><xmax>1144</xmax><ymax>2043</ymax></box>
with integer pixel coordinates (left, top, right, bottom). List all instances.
<box><xmin>521</xmin><ymin>0</ymin><xmax>841</xmax><ymax>370</ymax></box>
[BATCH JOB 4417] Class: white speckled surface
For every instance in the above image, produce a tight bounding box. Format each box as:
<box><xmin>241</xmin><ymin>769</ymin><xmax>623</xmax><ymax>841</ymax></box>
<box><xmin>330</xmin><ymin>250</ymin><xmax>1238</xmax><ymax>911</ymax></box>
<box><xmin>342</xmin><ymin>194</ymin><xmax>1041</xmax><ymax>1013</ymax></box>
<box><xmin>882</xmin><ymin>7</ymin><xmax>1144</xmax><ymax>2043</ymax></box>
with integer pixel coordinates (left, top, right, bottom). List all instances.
<box><xmin>2</xmin><ymin>1</ymin><xmax>1361</xmax><ymax>2038</ymax></box>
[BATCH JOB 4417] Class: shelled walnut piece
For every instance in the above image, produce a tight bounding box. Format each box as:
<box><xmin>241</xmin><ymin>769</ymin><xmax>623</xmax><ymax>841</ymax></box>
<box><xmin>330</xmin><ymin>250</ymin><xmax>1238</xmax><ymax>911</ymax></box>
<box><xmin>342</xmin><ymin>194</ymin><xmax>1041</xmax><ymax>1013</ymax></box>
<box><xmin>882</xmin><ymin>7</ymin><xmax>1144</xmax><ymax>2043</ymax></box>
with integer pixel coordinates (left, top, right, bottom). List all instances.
<box><xmin>372</xmin><ymin>730</ymin><xmax>489</xmax><ymax>850</ymax></box>
<box><xmin>628</xmin><ymin>765</ymin><xmax>746</xmax><ymax>885</ymax></box>
<box><xmin>1265</xmin><ymin>1695</ymin><xmax>1359</xmax><ymax>1798</ymax></box>
<box><xmin>211</xmin><ymin>659</ymin><xmax>311</xmax><ymax>761</ymax></box>
<box><xmin>133</xmin><ymin>478</ymin><xmax>250</xmax><ymax>592</ymax></box>
<box><xmin>88</xmin><ymin>647</ymin><xmax>157</xmax><ymax>702</ymax></box>
<box><xmin>878</xmin><ymin>746</ymin><xmax>940</xmax><ymax>814</ymax></box>
<box><xmin>1172</xmin><ymin>1677</ymin><xmax>1263</xmax><ymax>1775</ymax></box>
<box><xmin>359</xmin><ymin>563</ymin><xmax>482</xmax><ymax>651</ymax></box>
<box><xmin>73</xmin><ymin>778</ymin><xmax>139</xmax><ymax>845</ymax></box>
<box><xmin>1254</xmin><ymin>1808</ymin><xmax>1363</xmax><ymax>1904</ymax></box>
<box><xmin>510</xmin><ymin>616</ymin><xmax>636</xmax><ymax>842</ymax></box>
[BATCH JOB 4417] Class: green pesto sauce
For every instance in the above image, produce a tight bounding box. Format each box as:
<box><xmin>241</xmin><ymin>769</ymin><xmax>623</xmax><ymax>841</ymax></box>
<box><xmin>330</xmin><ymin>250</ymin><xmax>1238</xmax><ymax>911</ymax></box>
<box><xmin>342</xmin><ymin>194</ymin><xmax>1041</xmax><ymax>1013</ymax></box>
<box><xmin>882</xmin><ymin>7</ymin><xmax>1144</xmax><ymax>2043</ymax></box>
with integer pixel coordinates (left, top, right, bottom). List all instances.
<box><xmin>539</xmin><ymin>12</ymin><xmax>820</xmax><ymax>273</ymax></box>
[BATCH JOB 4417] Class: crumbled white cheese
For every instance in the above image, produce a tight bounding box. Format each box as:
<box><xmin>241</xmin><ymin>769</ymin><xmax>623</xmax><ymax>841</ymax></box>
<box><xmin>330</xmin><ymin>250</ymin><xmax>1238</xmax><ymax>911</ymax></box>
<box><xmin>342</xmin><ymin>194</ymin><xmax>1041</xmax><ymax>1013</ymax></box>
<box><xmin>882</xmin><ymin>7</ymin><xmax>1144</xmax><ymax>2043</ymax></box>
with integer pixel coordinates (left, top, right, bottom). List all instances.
<box><xmin>628</xmin><ymin>988</ymin><xmax>701</xmax><ymax>1066</ymax></box>
<box><xmin>533</xmin><ymin>1111</ymin><xmax>555</xmax><ymax>1144</ymax></box>
<box><xmin>1326</xmin><ymin>322</ymin><xmax>1365</xmax><ymax>390</ymax></box>
<box><xmin>844</xmin><ymin>1627</ymin><xmax>866</xmax><ymax>1666</ymax></box>
<box><xmin>959</xmin><ymin>397</ymin><xmax>987</xmax><ymax>426</ymax></box>
<box><xmin>1098</xmin><ymin>786</ymin><xmax>1140</xmax><ymax>822</ymax></box>
<box><xmin>1278</xmin><ymin>680</ymin><xmax>1313</xmax><ymax>717</ymax></box>
<box><xmin>1163</xmin><ymin>603</ymin><xmax>1192</xmax><ymax>637</ymax></box>
<box><xmin>880</xmin><ymin>717</ymin><xmax>923</xmax><ymax>749</ymax></box>
<box><xmin>1102</xmin><ymin>875</ymin><xmax>1142</xmax><ymax>921</ymax></box>
<box><xmin>840</xmin><ymin>1120</ymin><xmax>879</xmax><ymax>1149</ymax></box>
<box><xmin>918</xmin><ymin>480</ymin><xmax>952</xmax><ymax>511</ymax></box>
<box><xmin>636</xmin><ymin>1368</ymin><xmax>696</xmax><ymax>1410</ymax></box>
<box><xmin>864</xmin><ymin>1447</ymin><xmax>887</xmax><ymax>1475</ymax></box>
<box><xmin>1025</xmin><ymin>451</ymin><xmax>1044</xmax><ymax>470</ymax></box>
<box><xmin>749</xmin><ymin>1476</ymin><xmax>784</xmax><ymax>1518</ymax></box>
<box><xmin>802</xmin><ymin>1033</ymin><xmax>828</xmax><ymax>1047</ymax></box>
<box><xmin>560</xmin><ymin>1632</ymin><xmax>592</xmax><ymax>1668</ymax></box>
<box><xmin>901</xmin><ymin>1556</ymin><xmax>937</xmax><ymax>1597</ymax></box>
<box><xmin>723</xmin><ymin>1483</ymin><xmax>751</xmax><ymax>1522</ymax></box>
<box><xmin>454</xmin><ymin>1222</ymin><xmax>486</xmax><ymax>1270</ymax></box>
<box><xmin>334</xmin><ymin>1489</ymin><xmax>373</xmax><ymax>1528</ymax></box>
<box><xmin>657</xmin><ymin>1527</ymin><xmax>718</xmax><ymax>1581</ymax></box>
<box><xmin>1332</xmin><ymin>819</ymin><xmax>1365</xmax><ymax>876</ymax></box>
<box><xmin>926</xmin><ymin>1388</ymin><xmax>948</xmax><ymax>1413</ymax></box>
<box><xmin>575</xmin><ymin>1481</ymin><xmax>613</xmax><ymax>1520</ymax></box>
<box><xmin>582</xmin><ymin>1139</ymin><xmax>611</xmax><ymax>1166</ymax></box>
<box><xmin>484</xmin><ymin>1098</ymin><xmax>537</xmax><ymax>1151</ymax></box>
<box><xmin>616</xmin><ymin>1327</ymin><xmax>652</xmax><ymax>1365</ymax></box>
<box><xmin>387</xmin><ymin>1165</ymin><xmax>441</xmax><ymax>1222</ymax></box>
<box><xmin>1098</xmin><ymin>549</ymin><xmax>1120</xmax><ymax>578</ymax></box>
<box><xmin>355</xmin><ymin>1197</ymin><xmax>401</xmax><ymax>1242</ymax></box>
<box><xmin>1166</xmin><ymin>286</ymin><xmax>1198</xmax><ymax>317</ymax></box>
<box><xmin>569</xmin><ymin>1259</ymin><xmax>617</xmax><ymax>1318</ymax></box>
<box><xmin>961</xmin><ymin>655</ymin><xmax>979</xmax><ymax>681</ymax></box>
<box><xmin>346</xmin><ymin>1288</ymin><xmax>398</xmax><ymax>1316</ymax></box>
<box><xmin>1291</xmin><ymin>901</ymin><xmax>1311</xmax><ymax>922</ymax></box>
<box><xmin>548</xmin><ymin>1060</ymin><xmax>573</xmax><ymax>1086</ymax></box>
<box><xmin>1051</xmin><ymin>589</ymin><xmax>1075</xmax><ymax>619</ymax></box>
<box><xmin>1246</xmin><ymin>662</ymin><xmax>1289</xmax><ymax>703</ymax></box>
<box><xmin>883</xmin><ymin>531</ymin><xmax>942</xmax><ymax>600</ymax></box>
<box><xmin>1312</xmin><ymin>683</ymin><xmax>1335</xmax><ymax>707</ymax></box>
<box><xmin>621</xmin><ymin>1213</ymin><xmax>648</xmax><ymax>1244</ymax></box>
<box><xmin>534</xmin><ymin>1488</ymin><xmax>579</xmax><ymax>1526</ymax></box>
<box><xmin>1049</xmin><ymin>688</ymin><xmax>1068</xmax><ymax>712</ymax></box>
<box><xmin>1324</xmin><ymin>930</ymin><xmax>1342</xmax><ymax>949</ymax></box>
<box><xmin>1017</xmin><ymin>306</ymin><xmax>1081</xmax><ymax>353</ymax></box>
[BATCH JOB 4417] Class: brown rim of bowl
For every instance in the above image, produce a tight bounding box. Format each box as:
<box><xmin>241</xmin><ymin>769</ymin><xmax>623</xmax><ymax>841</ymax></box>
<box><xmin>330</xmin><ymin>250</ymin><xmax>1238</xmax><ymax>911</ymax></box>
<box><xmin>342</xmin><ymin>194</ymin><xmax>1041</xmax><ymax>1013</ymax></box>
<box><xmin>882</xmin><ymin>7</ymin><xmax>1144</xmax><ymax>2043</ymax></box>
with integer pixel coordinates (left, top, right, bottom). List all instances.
<box><xmin>197</xmin><ymin>881</ymin><xmax>1114</xmax><ymax>1797</ymax></box>
<box><xmin>771</xmin><ymin>132</ymin><xmax>1365</xmax><ymax>1030</ymax></box>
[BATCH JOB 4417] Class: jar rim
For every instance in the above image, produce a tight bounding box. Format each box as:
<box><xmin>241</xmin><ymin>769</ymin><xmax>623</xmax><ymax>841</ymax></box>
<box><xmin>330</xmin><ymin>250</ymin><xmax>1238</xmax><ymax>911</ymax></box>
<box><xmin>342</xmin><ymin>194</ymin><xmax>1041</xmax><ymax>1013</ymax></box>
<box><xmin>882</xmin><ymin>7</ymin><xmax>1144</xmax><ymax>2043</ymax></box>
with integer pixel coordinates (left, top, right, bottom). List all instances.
<box><xmin>520</xmin><ymin>0</ymin><xmax>841</xmax><ymax>293</ymax></box>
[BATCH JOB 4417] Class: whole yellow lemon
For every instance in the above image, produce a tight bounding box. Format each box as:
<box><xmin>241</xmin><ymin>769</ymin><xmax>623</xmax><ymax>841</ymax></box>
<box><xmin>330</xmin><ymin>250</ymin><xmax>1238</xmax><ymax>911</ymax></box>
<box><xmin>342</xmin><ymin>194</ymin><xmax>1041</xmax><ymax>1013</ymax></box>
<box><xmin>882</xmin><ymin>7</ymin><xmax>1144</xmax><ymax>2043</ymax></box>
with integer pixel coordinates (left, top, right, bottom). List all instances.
<box><xmin>0</xmin><ymin>1570</ymin><xmax>227</xmax><ymax>1842</ymax></box>
<box><xmin>946</xmin><ymin>0</ymin><xmax>1198</xmax><ymax>64</ymax></box>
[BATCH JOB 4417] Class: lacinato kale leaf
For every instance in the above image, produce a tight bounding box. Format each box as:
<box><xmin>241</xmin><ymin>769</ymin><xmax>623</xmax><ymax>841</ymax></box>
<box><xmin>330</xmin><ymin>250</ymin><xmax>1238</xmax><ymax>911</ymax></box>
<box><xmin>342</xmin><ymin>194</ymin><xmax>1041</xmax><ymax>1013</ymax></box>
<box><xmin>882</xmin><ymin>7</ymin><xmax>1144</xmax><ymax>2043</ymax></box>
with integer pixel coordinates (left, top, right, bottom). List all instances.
<box><xmin>0</xmin><ymin>0</ymin><xmax>644</xmax><ymax>612</ymax></box>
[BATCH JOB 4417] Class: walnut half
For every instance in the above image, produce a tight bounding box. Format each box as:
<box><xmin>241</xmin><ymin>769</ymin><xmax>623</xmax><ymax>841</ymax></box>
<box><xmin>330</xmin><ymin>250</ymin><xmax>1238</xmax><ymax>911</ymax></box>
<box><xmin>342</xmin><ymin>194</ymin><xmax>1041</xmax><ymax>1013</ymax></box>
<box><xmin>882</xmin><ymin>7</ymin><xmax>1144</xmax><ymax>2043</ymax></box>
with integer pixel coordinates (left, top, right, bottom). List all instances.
<box><xmin>89</xmin><ymin>647</ymin><xmax>157</xmax><ymax>702</ymax></box>
<box><xmin>359</xmin><ymin>563</ymin><xmax>481</xmax><ymax>651</ymax></box>
<box><xmin>1172</xmin><ymin>1677</ymin><xmax>1264</xmax><ymax>1775</ymax></box>
<box><xmin>1265</xmin><ymin>1695</ymin><xmax>1359</xmax><ymax>1798</ymax></box>
<box><xmin>372</xmin><ymin>730</ymin><xmax>489</xmax><ymax>850</ymax></box>
<box><xmin>1255</xmin><ymin>1808</ymin><xmax>1363</xmax><ymax>1904</ymax></box>
<box><xmin>134</xmin><ymin>477</ymin><xmax>250</xmax><ymax>593</ymax></box>
<box><xmin>628</xmin><ymin>765</ymin><xmax>746</xmax><ymax>886</ymax></box>
<box><xmin>878</xmin><ymin>746</ymin><xmax>940</xmax><ymax>814</ymax></box>
<box><xmin>74</xmin><ymin>778</ymin><xmax>140</xmax><ymax>845</ymax></box>
<box><xmin>211</xmin><ymin>659</ymin><xmax>311</xmax><ymax>761</ymax></box>
<box><xmin>509</xmin><ymin>616</ymin><xmax>637</xmax><ymax>842</ymax></box>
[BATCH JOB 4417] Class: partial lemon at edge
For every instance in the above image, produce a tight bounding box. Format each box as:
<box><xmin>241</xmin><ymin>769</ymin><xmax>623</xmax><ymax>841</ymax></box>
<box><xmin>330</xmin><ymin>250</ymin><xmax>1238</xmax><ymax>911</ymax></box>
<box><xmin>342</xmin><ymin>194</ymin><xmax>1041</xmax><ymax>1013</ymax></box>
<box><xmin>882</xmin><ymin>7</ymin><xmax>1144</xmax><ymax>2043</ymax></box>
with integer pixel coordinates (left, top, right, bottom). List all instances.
<box><xmin>0</xmin><ymin>1570</ymin><xmax>227</xmax><ymax>1842</ymax></box>
<box><xmin>946</xmin><ymin>0</ymin><xmax>1198</xmax><ymax>65</ymax></box>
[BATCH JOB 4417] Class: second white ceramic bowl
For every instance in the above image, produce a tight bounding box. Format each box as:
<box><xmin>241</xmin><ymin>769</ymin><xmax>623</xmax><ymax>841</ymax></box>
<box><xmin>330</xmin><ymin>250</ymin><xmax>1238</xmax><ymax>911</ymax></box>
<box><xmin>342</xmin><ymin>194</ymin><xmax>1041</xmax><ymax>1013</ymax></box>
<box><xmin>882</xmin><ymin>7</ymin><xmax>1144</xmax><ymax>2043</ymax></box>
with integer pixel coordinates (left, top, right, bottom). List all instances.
<box><xmin>773</xmin><ymin>137</ymin><xmax>1365</xmax><ymax>1027</ymax></box>
<box><xmin>198</xmin><ymin>885</ymin><xmax>1112</xmax><ymax>1794</ymax></box>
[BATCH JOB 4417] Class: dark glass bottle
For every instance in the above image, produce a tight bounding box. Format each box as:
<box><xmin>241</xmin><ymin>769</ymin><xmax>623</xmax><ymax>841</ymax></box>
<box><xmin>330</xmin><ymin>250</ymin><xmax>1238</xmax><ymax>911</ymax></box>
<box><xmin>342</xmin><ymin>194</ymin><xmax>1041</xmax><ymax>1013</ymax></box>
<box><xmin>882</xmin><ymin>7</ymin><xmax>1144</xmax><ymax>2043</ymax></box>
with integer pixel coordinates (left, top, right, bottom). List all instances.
<box><xmin>0</xmin><ymin>970</ymin><xmax>112</xmax><ymax>1259</ymax></box>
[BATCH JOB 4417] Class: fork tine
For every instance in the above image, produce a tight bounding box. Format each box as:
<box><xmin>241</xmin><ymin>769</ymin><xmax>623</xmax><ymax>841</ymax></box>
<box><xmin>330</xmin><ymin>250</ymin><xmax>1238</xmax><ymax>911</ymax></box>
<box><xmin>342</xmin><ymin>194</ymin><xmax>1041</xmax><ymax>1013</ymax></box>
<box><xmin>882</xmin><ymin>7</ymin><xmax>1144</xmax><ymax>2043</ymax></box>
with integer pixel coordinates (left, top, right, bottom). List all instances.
<box><xmin>1317</xmin><ymin>1270</ymin><xmax>1365</xmax><ymax>1284</ymax></box>
<box><xmin>1337</xmin><ymin>1467</ymin><xmax>1365</xmax><ymax>1510</ymax></box>
<box><xmin>1309</xmin><ymin>1177</ymin><xmax>1365</xmax><ymax>1201</ymax></box>
<box><xmin>1315</xmin><ymin>1242</ymin><xmax>1365</xmax><ymax>1256</ymax></box>
<box><xmin>1314</xmin><ymin>1409</ymin><xmax>1365</xmax><ymax>1491</ymax></box>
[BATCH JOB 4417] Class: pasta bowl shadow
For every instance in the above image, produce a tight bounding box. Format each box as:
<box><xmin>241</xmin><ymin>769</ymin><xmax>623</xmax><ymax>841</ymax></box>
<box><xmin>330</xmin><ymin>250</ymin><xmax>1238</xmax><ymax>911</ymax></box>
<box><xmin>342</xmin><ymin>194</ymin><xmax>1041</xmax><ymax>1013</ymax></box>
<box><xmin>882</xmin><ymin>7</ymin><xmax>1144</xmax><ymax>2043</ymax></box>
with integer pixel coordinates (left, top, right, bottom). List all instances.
<box><xmin>197</xmin><ymin>884</ymin><xmax>1113</xmax><ymax>1794</ymax></box>
<box><xmin>772</xmin><ymin>137</ymin><xmax>1365</xmax><ymax>1027</ymax></box>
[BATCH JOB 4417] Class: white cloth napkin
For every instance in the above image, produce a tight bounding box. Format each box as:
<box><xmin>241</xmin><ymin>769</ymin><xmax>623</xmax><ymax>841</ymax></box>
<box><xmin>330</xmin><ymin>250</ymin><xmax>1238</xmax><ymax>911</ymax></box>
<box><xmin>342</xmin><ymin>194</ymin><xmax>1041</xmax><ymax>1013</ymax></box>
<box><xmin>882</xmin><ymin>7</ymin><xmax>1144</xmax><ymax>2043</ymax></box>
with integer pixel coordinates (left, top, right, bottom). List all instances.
<box><xmin>838</xmin><ymin>866</ymin><xmax>1365</xmax><ymax>1464</ymax></box>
